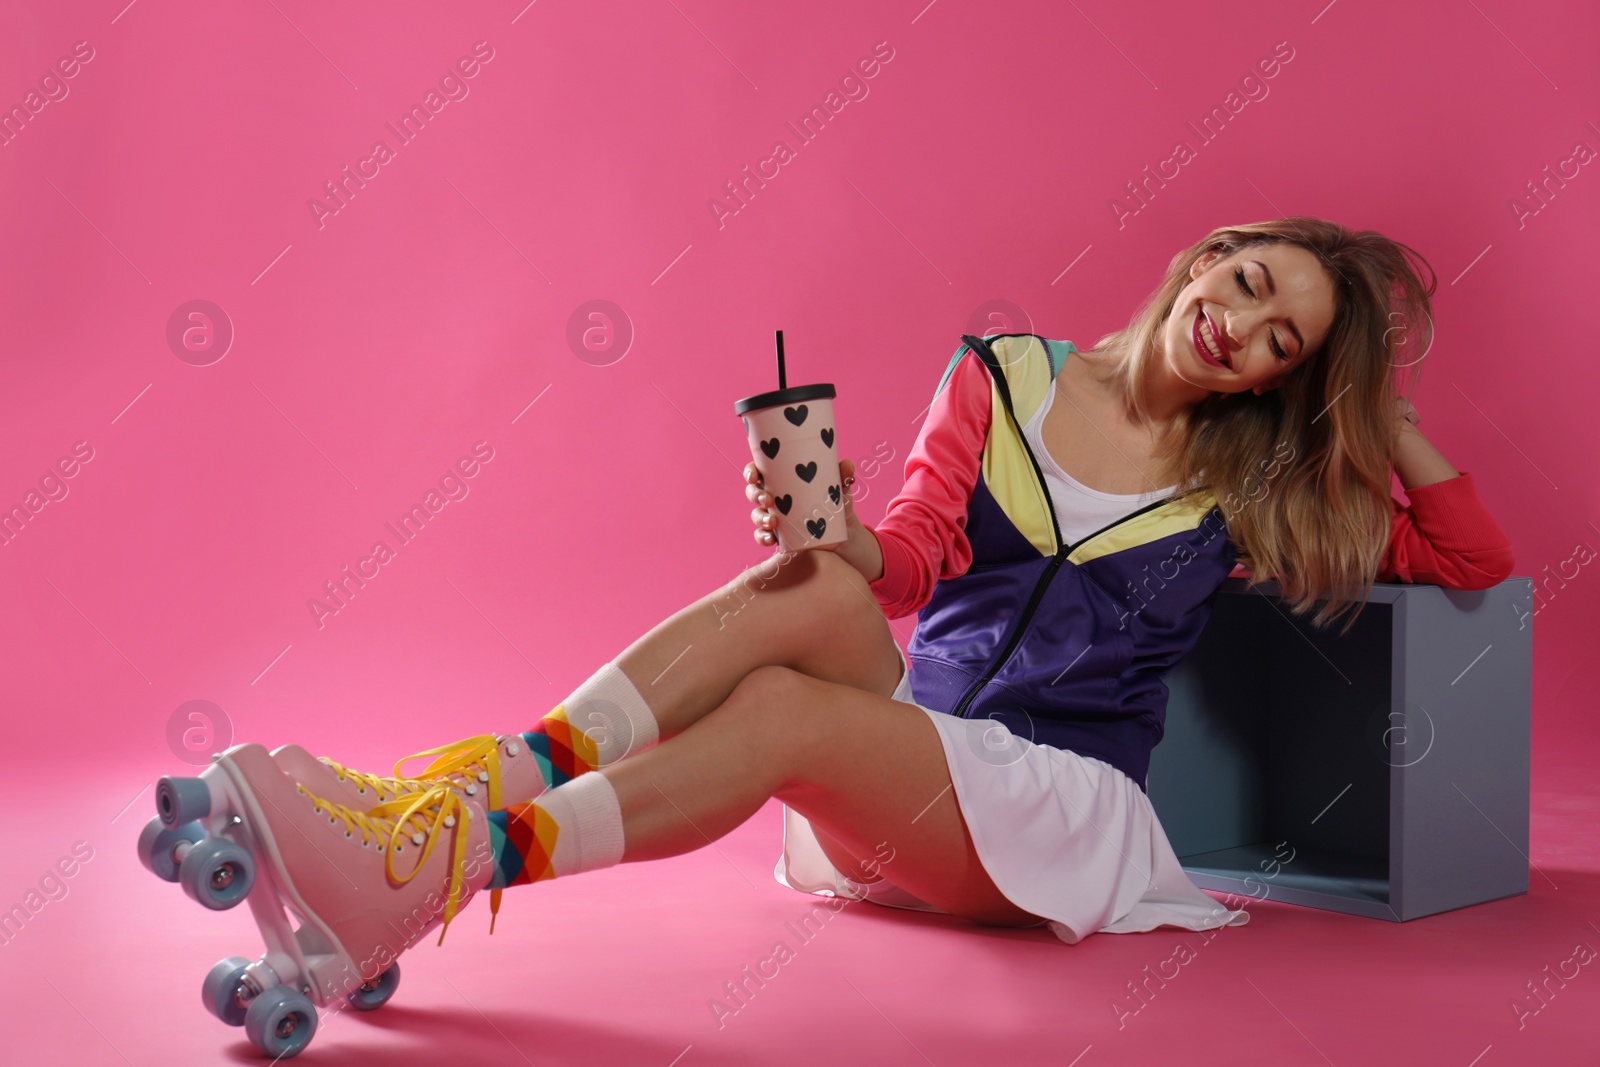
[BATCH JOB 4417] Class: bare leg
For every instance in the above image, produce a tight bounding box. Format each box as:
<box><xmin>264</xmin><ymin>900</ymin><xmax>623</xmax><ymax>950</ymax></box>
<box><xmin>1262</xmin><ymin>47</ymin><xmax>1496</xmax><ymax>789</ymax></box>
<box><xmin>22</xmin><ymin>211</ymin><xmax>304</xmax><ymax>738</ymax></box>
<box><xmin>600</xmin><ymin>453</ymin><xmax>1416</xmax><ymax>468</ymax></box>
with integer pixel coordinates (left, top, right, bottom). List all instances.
<box><xmin>598</xmin><ymin>665</ymin><xmax>1042</xmax><ymax>927</ymax></box>
<box><xmin>609</xmin><ymin>548</ymin><xmax>904</xmax><ymax>739</ymax></box>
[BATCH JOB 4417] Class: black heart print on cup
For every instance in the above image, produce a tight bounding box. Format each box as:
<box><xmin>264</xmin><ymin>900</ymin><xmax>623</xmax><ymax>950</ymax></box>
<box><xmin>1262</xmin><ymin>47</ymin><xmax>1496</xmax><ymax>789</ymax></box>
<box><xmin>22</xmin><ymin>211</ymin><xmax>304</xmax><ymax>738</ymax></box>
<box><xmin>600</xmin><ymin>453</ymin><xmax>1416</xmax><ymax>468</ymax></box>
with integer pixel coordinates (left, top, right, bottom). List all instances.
<box><xmin>784</xmin><ymin>405</ymin><xmax>808</xmax><ymax>426</ymax></box>
<box><xmin>821</xmin><ymin>427</ymin><xmax>834</xmax><ymax>448</ymax></box>
<box><xmin>806</xmin><ymin>518</ymin><xmax>828</xmax><ymax>539</ymax></box>
<box><xmin>828</xmin><ymin>484</ymin><xmax>841</xmax><ymax>505</ymax></box>
<box><xmin>774</xmin><ymin>494</ymin><xmax>793</xmax><ymax>515</ymax></box>
<box><xmin>760</xmin><ymin>438</ymin><xmax>780</xmax><ymax>458</ymax></box>
<box><xmin>795</xmin><ymin>461</ymin><xmax>817</xmax><ymax>483</ymax></box>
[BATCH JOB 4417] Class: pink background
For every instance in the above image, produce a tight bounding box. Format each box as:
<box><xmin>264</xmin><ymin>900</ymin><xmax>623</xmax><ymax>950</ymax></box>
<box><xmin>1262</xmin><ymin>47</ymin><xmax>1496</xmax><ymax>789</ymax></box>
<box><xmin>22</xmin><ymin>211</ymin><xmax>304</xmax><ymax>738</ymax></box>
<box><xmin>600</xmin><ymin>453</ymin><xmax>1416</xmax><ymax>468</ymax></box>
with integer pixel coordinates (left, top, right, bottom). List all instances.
<box><xmin>3</xmin><ymin>1</ymin><xmax>1597</xmax><ymax>1063</ymax></box>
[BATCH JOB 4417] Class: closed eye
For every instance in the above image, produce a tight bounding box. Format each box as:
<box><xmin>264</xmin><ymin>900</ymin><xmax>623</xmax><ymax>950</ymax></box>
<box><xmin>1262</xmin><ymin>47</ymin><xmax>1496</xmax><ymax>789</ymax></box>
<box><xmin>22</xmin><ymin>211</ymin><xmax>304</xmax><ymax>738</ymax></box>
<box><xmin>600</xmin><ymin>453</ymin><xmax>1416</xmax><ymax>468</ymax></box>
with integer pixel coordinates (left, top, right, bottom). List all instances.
<box><xmin>1233</xmin><ymin>267</ymin><xmax>1291</xmax><ymax>362</ymax></box>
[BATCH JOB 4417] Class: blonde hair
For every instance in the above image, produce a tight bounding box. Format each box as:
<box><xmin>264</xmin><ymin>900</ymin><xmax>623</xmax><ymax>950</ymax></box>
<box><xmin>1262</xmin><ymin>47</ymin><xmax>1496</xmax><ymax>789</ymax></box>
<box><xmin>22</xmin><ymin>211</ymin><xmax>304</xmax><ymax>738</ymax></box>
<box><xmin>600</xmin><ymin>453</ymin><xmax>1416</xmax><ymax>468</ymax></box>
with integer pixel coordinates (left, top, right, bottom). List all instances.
<box><xmin>1092</xmin><ymin>216</ymin><xmax>1436</xmax><ymax>633</ymax></box>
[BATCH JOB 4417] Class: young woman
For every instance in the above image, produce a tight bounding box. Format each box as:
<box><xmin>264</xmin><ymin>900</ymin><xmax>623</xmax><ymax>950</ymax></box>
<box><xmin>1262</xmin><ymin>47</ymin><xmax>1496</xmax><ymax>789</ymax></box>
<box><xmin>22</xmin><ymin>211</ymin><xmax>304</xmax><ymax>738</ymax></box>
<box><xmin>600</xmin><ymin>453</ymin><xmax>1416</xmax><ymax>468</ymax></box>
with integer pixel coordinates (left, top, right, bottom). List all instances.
<box><xmin>154</xmin><ymin>217</ymin><xmax>1513</xmax><ymax>1054</ymax></box>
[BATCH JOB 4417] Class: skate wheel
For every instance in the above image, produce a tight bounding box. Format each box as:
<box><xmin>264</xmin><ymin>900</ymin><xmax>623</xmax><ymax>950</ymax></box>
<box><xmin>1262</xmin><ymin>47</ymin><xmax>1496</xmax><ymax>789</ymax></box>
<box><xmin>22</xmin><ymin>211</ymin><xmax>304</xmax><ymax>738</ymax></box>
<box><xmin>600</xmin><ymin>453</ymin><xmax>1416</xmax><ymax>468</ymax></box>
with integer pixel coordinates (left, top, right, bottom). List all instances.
<box><xmin>201</xmin><ymin>956</ymin><xmax>256</xmax><ymax>1026</ymax></box>
<box><xmin>244</xmin><ymin>985</ymin><xmax>317</xmax><ymax>1059</ymax></box>
<box><xmin>178</xmin><ymin>837</ymin><xmax>255</xmax><ymax>910</ymax></box>
<box><xmin>137</xmin><ymin>818</ymin><xmax>205</xmax><ymax>883</ymax></box>
<box><xmin>345</xmin><ymin>962</ymin><xmax>400</xmax><ymax>1011</ymax></box>
<box><xmin>156</xmin><ymin>775</ymin><xmax>212</xmax><ymax>828</ymax></box>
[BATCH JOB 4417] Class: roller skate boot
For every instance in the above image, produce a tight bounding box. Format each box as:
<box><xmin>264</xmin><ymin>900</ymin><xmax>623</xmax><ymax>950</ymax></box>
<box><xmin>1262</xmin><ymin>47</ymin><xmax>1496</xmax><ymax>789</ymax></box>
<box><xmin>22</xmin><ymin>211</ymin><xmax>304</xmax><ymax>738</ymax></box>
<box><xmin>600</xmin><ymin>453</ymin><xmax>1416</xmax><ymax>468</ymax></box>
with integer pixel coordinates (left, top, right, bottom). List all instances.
<box><xmin>146</xmin><ymin>742</ymin><xmax>494</xmax><ymax>1059</ymax></box>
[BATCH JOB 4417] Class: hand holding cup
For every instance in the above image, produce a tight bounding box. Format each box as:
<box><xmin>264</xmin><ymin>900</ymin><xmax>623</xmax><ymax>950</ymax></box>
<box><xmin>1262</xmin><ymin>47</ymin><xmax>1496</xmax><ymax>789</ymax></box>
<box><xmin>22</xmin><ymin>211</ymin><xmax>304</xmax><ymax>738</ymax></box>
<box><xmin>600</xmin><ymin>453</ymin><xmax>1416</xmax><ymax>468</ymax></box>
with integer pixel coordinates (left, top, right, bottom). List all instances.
<box><xmin>746</xmin><ymin>458</ymin><xmax>860</xmax><ymax>549</ymax></box>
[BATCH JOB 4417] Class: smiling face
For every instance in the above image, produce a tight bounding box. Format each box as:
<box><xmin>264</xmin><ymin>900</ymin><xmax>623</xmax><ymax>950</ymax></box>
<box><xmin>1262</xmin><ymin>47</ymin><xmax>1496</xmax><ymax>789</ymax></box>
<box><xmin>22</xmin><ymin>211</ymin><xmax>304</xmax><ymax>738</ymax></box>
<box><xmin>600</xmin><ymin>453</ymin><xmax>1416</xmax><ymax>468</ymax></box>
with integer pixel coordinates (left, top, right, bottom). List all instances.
<box><xmin>1161</xmin><ymin>242</ymin><xmax>1338</xmax><ymax>396</ymax></box>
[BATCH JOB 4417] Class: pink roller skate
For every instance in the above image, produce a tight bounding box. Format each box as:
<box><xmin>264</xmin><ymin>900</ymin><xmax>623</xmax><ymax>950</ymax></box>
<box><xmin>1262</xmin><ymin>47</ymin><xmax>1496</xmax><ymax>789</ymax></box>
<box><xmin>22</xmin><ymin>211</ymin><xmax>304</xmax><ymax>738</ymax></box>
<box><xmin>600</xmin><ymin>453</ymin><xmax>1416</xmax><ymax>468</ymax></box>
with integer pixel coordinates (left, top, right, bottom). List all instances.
<box><xmin>140</xmin><ymin>742</ymin><xmax>494</xmax><ymax>1059</ymax></box>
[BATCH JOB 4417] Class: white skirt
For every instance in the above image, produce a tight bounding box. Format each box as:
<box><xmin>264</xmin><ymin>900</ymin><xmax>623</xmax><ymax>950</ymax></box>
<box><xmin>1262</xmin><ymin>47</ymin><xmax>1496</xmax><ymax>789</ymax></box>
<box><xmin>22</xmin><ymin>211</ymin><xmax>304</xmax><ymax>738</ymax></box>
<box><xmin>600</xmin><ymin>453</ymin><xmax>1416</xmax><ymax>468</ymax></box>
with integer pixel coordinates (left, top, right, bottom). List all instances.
<box><xmin>774</xmin><ymin>648</ymin><xmax>1251</xmax><ymax>945</ymax></box>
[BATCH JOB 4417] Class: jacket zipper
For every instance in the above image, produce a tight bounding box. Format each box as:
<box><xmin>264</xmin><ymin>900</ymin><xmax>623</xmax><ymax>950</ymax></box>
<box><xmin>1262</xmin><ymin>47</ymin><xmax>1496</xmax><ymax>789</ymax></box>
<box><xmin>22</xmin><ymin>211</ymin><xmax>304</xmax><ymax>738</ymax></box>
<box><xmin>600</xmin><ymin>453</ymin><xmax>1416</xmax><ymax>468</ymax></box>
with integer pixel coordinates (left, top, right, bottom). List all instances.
<box><xmin>948</xmin><ymin>495</ymin><xmax>1174</xmax><ymax>718</ymax></box>
<box><xmin>948</xmin><ymin>334</ymin><xmax>1179</xmax><ymax>719</ymax></box>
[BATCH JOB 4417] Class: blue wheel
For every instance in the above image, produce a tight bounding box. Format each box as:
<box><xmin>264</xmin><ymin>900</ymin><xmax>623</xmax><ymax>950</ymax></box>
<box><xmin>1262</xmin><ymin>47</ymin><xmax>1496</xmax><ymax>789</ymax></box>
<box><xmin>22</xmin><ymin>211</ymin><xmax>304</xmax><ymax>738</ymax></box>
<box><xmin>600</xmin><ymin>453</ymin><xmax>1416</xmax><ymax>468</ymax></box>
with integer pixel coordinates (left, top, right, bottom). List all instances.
<box><xmin>345</xmin><ymin>962</ymin><xmax>400</xmax><ymax>1011</ymax></box>
<box><xmin>178</xmin><ymin>837</ymin><xmax>254</xmax><ymax>910</ymax></box>
<box><xmin>201</xmin><ymin>956</ymin><xmax>256</xmax><ymax>1026</ymax></box>
<box><xmin>137</xmin><ymin>818</ymin><xmax>205</xmax><ymax>883</ymax></box>
<box><xmin>156</xmin><ymin>776</ymin><xmax>212</xmax><ymax>828</ymax></box>
<box><xmin>244</xmin><ymin>986</ymin><xmax>317</xmax><ymax>1059</ymax></box>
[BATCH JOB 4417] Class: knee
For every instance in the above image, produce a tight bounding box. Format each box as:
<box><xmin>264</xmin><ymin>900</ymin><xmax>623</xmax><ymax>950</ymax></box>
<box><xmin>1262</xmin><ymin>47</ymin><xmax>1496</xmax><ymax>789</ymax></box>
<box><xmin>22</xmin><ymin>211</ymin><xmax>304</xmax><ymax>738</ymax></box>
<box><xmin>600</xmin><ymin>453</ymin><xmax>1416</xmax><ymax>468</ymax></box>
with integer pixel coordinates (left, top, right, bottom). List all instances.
<box><xmin>720</xmin><ymin>666</ymin><xmax>820</xmax><ymax>783</ymax></box>
<box><xmin>805</xmin><ymin>549</ymin><xmax>883</xmax><ymax>630</ymax></box>
<box><xmin>726</xmin><ymin>548</ymin><xmax>881</xmax><ymax>629</ymax></box>
<box><xmin>730</xmin><ymin>664</ymin><xmax>810</xmax><ymax>714</ymax></box>
<box><xmin>726</xmin><ymin>668</ymin><xmax>819</xmax><ymax>758</ymax></box>
<box><xmin>726</xmin><ymin>665</ymin><xmax>835</xmax><ymax>743</ymax></box>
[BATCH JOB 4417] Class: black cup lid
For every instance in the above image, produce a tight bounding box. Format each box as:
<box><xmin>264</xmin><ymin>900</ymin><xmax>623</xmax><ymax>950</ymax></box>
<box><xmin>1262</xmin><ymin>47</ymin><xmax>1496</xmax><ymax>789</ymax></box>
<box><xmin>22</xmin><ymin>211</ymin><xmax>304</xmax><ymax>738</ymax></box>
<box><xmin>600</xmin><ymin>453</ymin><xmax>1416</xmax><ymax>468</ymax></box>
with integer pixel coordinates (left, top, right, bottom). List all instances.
<box><xmin>734</xmin><ymin>382</ymin><xmax>836</xmax><ymax>416</ymax></box>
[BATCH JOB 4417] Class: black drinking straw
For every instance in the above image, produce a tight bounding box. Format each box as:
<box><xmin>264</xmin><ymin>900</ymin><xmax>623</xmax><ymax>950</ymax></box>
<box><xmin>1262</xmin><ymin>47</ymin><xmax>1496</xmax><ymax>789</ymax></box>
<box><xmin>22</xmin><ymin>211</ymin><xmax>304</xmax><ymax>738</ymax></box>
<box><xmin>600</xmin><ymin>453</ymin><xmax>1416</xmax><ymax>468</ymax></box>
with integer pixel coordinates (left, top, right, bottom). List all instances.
<box><xmin>775</xmin><ymin>329</ymin><xmax>787</xmax><ymax>390</ymax></box>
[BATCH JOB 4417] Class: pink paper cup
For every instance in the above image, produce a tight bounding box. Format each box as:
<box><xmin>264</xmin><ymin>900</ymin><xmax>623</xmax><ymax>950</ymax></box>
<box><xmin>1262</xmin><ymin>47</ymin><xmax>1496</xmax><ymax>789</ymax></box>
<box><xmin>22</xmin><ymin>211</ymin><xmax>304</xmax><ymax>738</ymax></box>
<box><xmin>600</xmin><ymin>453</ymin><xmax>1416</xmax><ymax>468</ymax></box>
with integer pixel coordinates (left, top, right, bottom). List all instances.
<box><xmin>735</xmin><ymin>383</ymin><xmax>847</xmax><ymax>552</ymax></box>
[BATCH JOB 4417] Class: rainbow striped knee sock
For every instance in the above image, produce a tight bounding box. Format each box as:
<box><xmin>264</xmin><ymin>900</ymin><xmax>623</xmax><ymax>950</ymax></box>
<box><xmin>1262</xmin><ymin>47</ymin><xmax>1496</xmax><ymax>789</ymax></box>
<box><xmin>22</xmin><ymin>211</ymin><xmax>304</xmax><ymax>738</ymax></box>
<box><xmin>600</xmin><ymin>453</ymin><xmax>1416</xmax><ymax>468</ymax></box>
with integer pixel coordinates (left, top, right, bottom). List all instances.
<box><xmin>486</xmin><ymin>772</ymin><xmax>626</xmax><ymax>888</ymax></box>
<box><xmin>523</xmin><ymin>661</ymin><xmax>660</xmax><ymax>788</ymax></box>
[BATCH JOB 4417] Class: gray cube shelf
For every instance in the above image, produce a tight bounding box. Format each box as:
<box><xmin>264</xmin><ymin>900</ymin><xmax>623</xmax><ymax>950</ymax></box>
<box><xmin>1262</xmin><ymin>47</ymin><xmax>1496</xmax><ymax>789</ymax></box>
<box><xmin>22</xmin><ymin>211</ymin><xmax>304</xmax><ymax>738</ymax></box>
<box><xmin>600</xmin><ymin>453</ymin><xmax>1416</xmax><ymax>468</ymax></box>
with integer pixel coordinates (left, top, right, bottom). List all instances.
<box><xmin>1147</xmin><ymin>576</ymin><xmax>1533</xmax><ymax>921</ymax></box>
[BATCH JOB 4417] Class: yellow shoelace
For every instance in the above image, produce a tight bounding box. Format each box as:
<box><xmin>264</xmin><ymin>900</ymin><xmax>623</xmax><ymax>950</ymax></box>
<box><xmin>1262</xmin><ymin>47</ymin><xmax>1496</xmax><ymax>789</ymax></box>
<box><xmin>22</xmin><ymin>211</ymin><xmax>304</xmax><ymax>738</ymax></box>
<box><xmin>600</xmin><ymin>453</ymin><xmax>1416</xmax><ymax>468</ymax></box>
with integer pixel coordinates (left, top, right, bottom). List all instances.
<box><xmin>391</xmin><ymin>734</ymin><xmax>506</xmax><ymax>812</ymax></box>
<box><xmin>391</xmin><ymin>735</ymin><xmax>509</xmax><ymax>931</ymax></box>
<box><xmin>301</xmin><ymin>782</ymin><xmax>476</xmax><ymax>945</ymax></box>
<box><xmin>316</xmin><ymin>760</ymin><xmax>416</xmax><ymax>804</ymax></box>
<box><xmin>316</xmin><ymin>734</ymin><xmax>507</xmax><ymax>805</ymax></box>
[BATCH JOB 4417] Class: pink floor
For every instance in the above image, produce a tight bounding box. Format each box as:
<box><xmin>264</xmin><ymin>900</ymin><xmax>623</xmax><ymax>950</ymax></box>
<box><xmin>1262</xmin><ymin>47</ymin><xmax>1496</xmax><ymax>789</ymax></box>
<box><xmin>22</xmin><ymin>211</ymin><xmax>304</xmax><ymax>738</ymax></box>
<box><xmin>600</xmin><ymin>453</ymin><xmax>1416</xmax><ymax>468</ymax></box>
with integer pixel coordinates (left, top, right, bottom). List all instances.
<box><xmin>7</xmin><ymin>750</ymin><xmax>1597</xmax><ymax>1067</ymax></box>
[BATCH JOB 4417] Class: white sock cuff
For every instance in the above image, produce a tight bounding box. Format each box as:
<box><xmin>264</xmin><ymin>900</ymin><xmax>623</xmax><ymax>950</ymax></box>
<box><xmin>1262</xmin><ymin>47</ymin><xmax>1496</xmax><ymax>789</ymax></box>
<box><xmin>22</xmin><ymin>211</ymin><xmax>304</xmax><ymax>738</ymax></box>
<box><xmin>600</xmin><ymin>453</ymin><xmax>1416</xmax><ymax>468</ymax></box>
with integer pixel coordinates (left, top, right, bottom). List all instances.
<box><xmin>565</xmin><ymin>661</ymin><xmax>660</xmax><ymax>765</ymax></box>
<box><xmin>544</xmin><ymin>771</ymin><xmax>626</xmax><ymax>874</ymax></box>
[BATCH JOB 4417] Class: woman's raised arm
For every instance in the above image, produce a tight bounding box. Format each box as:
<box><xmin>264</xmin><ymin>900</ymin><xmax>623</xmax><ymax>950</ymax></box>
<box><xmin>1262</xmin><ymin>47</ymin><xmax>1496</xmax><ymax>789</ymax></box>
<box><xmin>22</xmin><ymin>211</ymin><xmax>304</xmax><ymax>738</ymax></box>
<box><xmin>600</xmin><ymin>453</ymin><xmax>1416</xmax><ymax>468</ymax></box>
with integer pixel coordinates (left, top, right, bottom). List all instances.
<box><xmin>1377</xmin><ymin>403</ymin><xmax>1515</xmax><ymax>589</ymax></box>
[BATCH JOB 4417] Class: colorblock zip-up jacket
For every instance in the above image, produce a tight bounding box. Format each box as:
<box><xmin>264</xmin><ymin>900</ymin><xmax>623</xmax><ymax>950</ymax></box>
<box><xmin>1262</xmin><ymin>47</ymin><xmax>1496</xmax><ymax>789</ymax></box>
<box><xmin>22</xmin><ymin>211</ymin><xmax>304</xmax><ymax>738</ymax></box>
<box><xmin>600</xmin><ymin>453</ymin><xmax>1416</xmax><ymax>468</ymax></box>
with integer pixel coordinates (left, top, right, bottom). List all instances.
<box><xmin>865</xmin><ymin>333</ymin><xmax>1516</xmax><ymax>791</ymax></box>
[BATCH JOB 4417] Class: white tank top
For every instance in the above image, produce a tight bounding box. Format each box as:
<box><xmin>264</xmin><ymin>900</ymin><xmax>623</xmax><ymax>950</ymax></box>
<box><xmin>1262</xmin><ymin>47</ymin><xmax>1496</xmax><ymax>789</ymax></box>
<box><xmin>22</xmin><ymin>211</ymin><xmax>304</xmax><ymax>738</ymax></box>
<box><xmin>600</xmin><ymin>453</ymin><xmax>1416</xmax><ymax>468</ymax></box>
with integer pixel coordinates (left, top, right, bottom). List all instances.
<box><xmin>1022</xmin><ymin>370</ymin><xmax>1177</xmax><ymax>545</ymax></box>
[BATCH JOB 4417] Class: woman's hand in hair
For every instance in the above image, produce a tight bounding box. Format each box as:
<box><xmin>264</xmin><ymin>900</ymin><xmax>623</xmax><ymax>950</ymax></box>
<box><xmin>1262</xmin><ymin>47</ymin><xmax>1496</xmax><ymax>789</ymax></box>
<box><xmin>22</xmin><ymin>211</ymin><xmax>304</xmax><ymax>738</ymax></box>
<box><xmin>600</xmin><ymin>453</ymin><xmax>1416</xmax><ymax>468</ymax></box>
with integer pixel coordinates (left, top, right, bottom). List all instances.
<box><xmin>1394</xmin><ymin>395</ymin><xmax>1421</xmax><ymax>436</ymax></box>
<box><xmin>1391</xmin><ymin>397</ymin><xmax>1460</xmax><ymax>490</ymax></box>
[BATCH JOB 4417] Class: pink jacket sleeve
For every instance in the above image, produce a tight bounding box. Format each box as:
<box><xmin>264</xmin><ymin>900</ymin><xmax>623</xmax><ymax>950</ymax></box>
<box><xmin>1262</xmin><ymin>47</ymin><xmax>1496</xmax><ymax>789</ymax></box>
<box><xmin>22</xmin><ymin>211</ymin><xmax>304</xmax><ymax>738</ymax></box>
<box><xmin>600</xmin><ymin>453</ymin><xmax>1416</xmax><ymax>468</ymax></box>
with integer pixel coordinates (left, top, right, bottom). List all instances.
<box><xmin>1374</xmin><ymin>470</ymin><xmax>1515</xmax><ymax>589</ymax></box>
<box><xmin>865</xmin><ymin>350</ymin><xmax>993</xmax><ymax>619</ymax></box>
<box><xmin>1228</xmin><ymin>469</ymin><xmax>1516</xmax><ymax>590</ymax></box>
